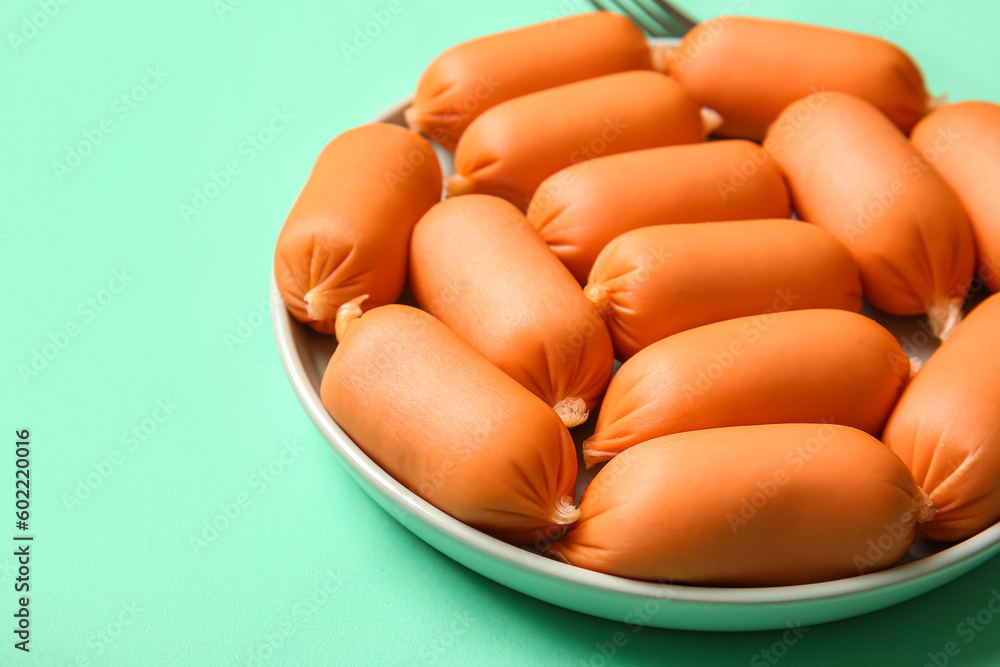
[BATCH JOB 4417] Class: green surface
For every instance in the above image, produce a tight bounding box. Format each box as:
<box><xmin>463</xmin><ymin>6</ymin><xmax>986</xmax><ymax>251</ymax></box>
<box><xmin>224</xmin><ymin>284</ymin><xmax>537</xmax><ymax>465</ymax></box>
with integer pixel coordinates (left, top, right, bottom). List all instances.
<box><xmin>4</xmin><ymin>0</ymin><xmax>1000</xmax><ymax>664</ymax></box>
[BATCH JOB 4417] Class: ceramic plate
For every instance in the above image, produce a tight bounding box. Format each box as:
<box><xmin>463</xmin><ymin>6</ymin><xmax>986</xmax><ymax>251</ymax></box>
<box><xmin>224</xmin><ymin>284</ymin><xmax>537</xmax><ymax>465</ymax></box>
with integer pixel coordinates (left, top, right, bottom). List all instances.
<box><xmin>270</xmin><ymin>62</ymin><xmax>1000</xmax><ymax>631</ymax></box>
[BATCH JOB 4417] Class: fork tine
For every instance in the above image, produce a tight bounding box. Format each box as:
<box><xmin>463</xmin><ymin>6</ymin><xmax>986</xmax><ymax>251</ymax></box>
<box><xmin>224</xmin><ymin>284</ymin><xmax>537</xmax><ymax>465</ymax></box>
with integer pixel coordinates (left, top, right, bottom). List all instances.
<box><xmin>586</xmin><ymin>0</ymin><xmax>689</xmax><ymax>38</ymax></box>
<box><xmin>586</xmin><ymin>0</ymin><xmax>612</xmax><ymax>13</ymax></box>
<box><xmin>633</xmin><ymin>0</ymin><xmax>693</xmax><ymax>36</ymax></box>
<box><xmin>589</xmin><ymin>0</ymin><xmax>671</xmax><ymax>38</ymax></box>
<box><xmin>646</xmin><ymin>0</ymin><xmax>698</xmax><ymax>33</ymax></box>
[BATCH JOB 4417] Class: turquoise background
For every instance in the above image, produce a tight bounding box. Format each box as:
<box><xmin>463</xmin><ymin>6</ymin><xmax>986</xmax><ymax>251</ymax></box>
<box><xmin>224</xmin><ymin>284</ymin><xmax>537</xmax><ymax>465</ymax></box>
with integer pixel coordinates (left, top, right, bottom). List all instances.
<box><xmin>4</xmin><ymin>0</ymin><xmax>1000</xmax><ymax>664</ymax></box>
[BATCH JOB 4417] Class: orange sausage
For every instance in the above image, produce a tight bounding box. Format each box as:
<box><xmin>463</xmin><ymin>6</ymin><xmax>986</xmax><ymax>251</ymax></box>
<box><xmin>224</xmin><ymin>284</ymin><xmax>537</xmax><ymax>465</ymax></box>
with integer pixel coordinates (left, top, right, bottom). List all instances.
<box><xmin>583</xmin><ymin>309</ymin><xmax>909</xmax><ymax>466</ymax></box>
<box><xmin>321</xmin><ymin>304</ymin><xmax>580</xmax><ymax>545</ymax></box>
<box><xmin>667</xmin><ymin>16</ymin><xmax>929</xmax><ymax>140</ymax></box>
<box><xmin>585</xmin><ymin>220</ymin><xmax>863</xmax><ymax>359</ymax></box>
<box><xmin>409</xmin><ymin>195</ymin><xmax>613</xmax><ymax>427</ymax></box>
<box><xmin>405</xmin><ymin>11</ymin><xmax>653</xmax><ymax>152</ymax></box>
<box><xmin>549</xmin><ymin>424</ymin><xmax>933</xmax><ymax>585</ymax></box>
<box><xmin>765</xmin><ymin>92</ymin><xmax>976</xmax><ymax>339</ymax></box>
<box><xmin>528</xmin><ymin>140</ymin><xmax>791</xmax><ymax>283</ymax></box>
<box><xmin>448</xmin><ymin>71</ymin><xmax>708</xmax><ymax>210</ymax></box>
<box><xmin>883</xmin><ymin>293</ymin><xmax>1000</xmax><ymax>542</ymax></box>
<box><xmin>911</xmin><ymin>101</ymin><xmax>1000</xmax><ymax>292</ymax></box>
<box><xmin>274</xmin><ymin>123</ymin><xmax>442</xmax><ymax>336</ymax></box>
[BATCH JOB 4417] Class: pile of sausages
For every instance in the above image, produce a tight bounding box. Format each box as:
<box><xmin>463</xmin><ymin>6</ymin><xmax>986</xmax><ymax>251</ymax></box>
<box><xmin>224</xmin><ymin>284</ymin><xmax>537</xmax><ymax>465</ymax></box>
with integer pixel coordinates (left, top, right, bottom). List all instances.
<box><xmin>273</xmin><ymin>12</ymin><xmax>1000</xmax><ymax>586</ymax></box>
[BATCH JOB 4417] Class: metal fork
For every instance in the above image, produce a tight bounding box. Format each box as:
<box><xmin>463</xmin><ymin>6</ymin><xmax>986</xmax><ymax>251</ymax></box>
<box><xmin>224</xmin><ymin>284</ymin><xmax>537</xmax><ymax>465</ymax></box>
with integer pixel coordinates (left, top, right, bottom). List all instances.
<box><xmin>587</xmin><ymin>0</ymin><xmax>696</xmax><ymax>37</ymax></box>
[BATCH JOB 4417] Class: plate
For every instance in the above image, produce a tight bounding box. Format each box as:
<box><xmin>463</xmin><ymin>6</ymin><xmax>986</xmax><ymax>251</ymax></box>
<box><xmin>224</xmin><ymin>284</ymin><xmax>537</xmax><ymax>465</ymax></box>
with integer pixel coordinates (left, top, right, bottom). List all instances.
<box><xmin>270</xmin><ymin>70</ymin><xmax>1000</xmax><ymax>632</ymax></box>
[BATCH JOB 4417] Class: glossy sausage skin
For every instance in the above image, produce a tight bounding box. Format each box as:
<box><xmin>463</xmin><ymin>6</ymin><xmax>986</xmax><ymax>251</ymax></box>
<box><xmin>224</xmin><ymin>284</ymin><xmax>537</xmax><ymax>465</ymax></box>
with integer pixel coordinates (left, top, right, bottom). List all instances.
<box><xmin>884</xmin><ymin>293</ymin><xmax>1000</xmax><ymax>542</ymax></box>
<box><xmin>911</xmin><ymin>101</ymin><xmax>1000</xmax><ymax>292</ymax></box>
<box><xmin>668</xmin><ymin>16</ymin><xmax>928</xmax><ymax>140</ymax></box>
<box><xmin>448</xmin><ymin>71</ymin><xmax>707</xmax><ymax>210</ymax></box>
<box><xmin>274</xmin><ymin>123</ymin><xmax>442</xmax><ymax>335</ymax></box>
<box><xmin>406</xmin><ymin>11</ymin><xmax>653</xmax><ymax>152</ymax></box>
<box><xmin>765</xmin><ymin>93</ymin><xmax>975</xmax><ymax>338</ymax></box>
<box><xmin>528</xmin><ymin>140</ymin><xmax>791</xmax><ymax>283</ymax></box>
<box><xmin>583</xmin><ymin>309</ymin><xmax>910</xmax><ymax>466</ymax></box>
<box><xmin>320</xmin><ymin>305</ymin><xmax>580</xmax><ymax>545</ymax></box>
<box><xmin>550</xmin><ymin>424</ymin><xmax>932</xmax><ymax>586</ymax></box>
<box><xmin>585</xmin><ymin>220</ymin><xmax>863</xmax><ymax>359</ymax></box>
<box><xmin>410</xmin><ymin>195</ymin><xmax>614</xmax><ymax>427</ymax></box>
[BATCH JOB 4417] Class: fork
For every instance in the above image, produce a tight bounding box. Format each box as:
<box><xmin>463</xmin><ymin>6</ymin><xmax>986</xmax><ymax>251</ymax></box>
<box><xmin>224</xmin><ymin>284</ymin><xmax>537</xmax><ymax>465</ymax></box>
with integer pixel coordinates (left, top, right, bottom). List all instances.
<box><xmin>586</xmin><ymin>0</ymin><xmax>697</xmax><ymax>37</ymax></box>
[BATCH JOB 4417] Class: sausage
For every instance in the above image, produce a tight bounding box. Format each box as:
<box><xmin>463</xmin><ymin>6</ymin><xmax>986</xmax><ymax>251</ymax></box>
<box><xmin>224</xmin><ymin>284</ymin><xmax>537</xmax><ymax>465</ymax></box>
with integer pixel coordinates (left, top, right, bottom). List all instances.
<box><xmin>447</xmin><ymin>71</ymin><xmax>710</xmax><ymax>210</ymax></box>
<box><xmin>410</xmin><ymin>195</ymin><xmax>614</xmax><ymax>427</ymax></box>
<box><xmin>549</xmin><ymin>424</ymin><xmax>933</xmax><ymax>585</ymax></box>
<box><xmin>883</xmin><ymin>293</ymin><xmax>1000</xmax><ymax>542</ymax></box>
<box><xmin>667</xmin><ymin>15</ymin><xmax>929</xmax><ymax>140</ymax></box>
<box><xmin>273</xmin><ymin>123</ymin><xmax>442</xmax><ymax>336</ymax></box>
<box><xmin>911</xmin><ymin>101</ymin><xmax>1000</xmax><ymax>292</ymax></box>
<box><xmin>765</xmin><ymin>92</ymin><xmax>976</xmax><ymax>339</ymax></box>
<box><xmin>528</xmin><ymin>140</ymin><xmax>791</xmax><ymax>283</ymax></box>
<box><xmin>405</xmin><ymin>11</ymin><xmax>653</xmax><ymax>152</ymax></box>
<box><xmin>585</xmin><ymin>220</ymin><xmax>863</xmax><ymax>359</ymax></box>
<box><xmin>321</xmin><ymin>304</ymin><xmax>580</xmax><ymax>545</ymax></box>
<box><xmin>583</xmin><ymin>309</ymin><xmax>910</xmax><ymax>466</ymax></box>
